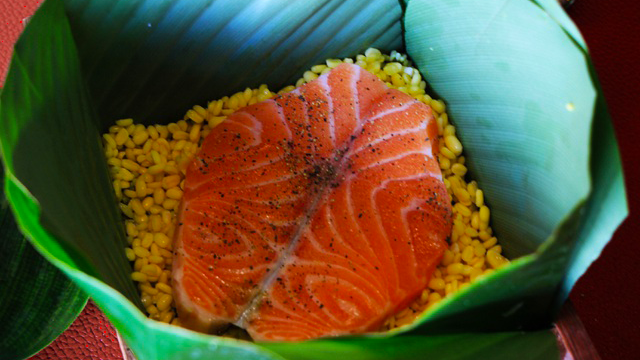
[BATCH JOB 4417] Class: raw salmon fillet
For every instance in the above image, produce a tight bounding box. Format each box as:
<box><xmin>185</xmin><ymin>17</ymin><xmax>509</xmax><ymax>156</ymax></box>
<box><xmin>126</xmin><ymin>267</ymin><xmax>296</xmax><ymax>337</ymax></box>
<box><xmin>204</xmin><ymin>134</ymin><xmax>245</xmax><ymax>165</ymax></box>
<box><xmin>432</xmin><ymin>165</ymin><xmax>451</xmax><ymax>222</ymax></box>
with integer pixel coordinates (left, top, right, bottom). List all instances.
<box><xmin>172</xmin><ymin>63</ymin><xmax>452</xmax><ymax>341</ymax></box>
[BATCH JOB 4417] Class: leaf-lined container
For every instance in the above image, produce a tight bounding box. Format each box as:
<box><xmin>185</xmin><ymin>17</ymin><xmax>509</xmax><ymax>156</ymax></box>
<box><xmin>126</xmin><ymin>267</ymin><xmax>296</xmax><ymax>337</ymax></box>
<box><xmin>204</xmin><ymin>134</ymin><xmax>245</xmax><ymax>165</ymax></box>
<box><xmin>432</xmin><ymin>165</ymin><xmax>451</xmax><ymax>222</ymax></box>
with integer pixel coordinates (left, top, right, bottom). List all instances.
<box><xmin>0</xmin><ymin>0</ymin><xmax>626</xmax><ymax>359</ymax></box>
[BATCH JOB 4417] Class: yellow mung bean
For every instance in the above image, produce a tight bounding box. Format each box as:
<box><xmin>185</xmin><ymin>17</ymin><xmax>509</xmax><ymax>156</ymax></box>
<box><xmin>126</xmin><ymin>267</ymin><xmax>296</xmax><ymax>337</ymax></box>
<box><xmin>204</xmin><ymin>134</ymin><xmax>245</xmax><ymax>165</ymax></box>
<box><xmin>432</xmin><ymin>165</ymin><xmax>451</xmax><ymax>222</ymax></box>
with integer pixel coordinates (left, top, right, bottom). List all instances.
<box><xmin>131</xmin><ymin>272</ymin><xmax>147</xmax><ymax>282</ymax></box>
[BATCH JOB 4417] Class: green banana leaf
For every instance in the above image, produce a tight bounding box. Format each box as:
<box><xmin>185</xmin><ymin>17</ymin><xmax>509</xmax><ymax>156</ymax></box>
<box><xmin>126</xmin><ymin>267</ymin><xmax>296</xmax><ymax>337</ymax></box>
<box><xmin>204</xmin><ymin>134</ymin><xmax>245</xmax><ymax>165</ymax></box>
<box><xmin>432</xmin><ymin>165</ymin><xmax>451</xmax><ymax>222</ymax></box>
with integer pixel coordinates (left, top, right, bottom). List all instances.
<box><xmin>0</xmin><ymin>166</ymin><xmax>88</xmax><ymax>360</ymax></box>
<box><xmin>264</xmin><ymin>331</ymin><xmax>559</xmax><ymax>360</ymax></box>
<box><xmin>0</xmin><ymin>0</ymin><xmax>626</xmax><ymax>359</ymax></box>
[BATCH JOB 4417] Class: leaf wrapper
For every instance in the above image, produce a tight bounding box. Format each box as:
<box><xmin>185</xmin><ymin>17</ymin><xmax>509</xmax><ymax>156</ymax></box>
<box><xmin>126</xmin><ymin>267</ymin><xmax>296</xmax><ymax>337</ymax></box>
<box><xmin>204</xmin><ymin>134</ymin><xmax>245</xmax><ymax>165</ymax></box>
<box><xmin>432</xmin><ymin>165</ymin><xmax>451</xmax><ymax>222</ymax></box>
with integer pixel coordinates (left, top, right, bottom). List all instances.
<box><xmin>0</xmin><ymin>0</ymin><xmax>626</xmax><ymax>359</ymax></box>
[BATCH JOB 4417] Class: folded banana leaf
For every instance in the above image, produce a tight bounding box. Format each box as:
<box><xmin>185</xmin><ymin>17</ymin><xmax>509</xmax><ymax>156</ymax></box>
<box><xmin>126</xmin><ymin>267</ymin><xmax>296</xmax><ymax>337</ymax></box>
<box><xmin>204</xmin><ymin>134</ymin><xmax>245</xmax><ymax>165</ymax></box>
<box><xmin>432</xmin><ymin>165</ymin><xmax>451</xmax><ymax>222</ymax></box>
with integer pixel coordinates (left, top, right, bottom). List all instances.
<box><xmin>0</xmin><ymin>0</ymin><xmax>626</xmax><ymax>359</ymax></box>
<box><xmin>0</xmin><ymin>166</ymin><xmax>88</xmax><ymax>360</ymax></box>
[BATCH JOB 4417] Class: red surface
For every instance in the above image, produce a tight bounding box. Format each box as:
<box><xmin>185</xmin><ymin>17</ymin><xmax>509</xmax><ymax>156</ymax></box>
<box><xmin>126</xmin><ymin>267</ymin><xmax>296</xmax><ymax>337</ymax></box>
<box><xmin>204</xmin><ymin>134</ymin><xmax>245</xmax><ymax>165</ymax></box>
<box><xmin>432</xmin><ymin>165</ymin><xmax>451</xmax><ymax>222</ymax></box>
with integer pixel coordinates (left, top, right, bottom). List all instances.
<box><xmin>0</xmin><ymin>0</ymin><xmax>638</xmax><ymax>359</ymax></box>
<box><xmin>27</xmin><ymin>301</ymin><xmax>123</xmax><ymax>360</ymax></box>
<box><xmin>567</xmin><ymin>1</ymin><xmax>640</xmax><ymax>358</ymax></box>
<box><xmin>0</xmin><ymin>0</ymin><xmax>40</xmax><ymax>87</ymax></box>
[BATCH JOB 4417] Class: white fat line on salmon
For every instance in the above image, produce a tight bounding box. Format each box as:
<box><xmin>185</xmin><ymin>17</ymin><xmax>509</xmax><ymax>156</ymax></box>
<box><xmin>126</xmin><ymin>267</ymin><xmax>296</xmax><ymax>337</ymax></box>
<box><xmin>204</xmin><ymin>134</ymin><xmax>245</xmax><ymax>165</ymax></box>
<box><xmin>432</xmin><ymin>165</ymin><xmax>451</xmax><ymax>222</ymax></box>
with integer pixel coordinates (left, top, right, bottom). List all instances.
<box><xmin>317</xmin><ymin>74</ymin><xmax>336</xmax><ymax>147</ymax></box>
<box><xmin>349</xmin><ymin>122</ymin><xmax>428</xmax><ymax>155</ymax></box>
<box><xmin>252</xmin><ymin>310</ymin><xmax>323</xmax><ymax>339</ymax></box>
<box><xmin>226</xmin><ymin>114</ymin><xmax>263</xmax><ymax>142</ymax></box>
<box><xmin>179</xmin><ymin>258</ymin><xmax>235</xmax><ymax>322</ymax></box>
<box><xmin>190</xmin><ymin>205</ymin><xmax>289</xmax><ymax>252</ymax></box>
<box><xmin>256</xmin><ymin>313</ymin><xmax>322</xmax><ymax>333</ymax></box>
<box><xmin>192</xmin><ymin>171</ymin><xmax>304</xmax><ymax>193</ymax></box>
<box><xmin>400</xmin><ymin>198</ymin><xmax>428</xmax><ymax>283</ymax></box>
<box><xmin>182</xmin><ymin>238</ymin><xmax>273</xmax><ymax>277</ymax></box>
<box><xmin>304</xmin><ymin>227</ymin><xmax>387</xmax><ymax>301</ymax></box>
<box><xmin>288</xmin><ymin>87</ymin><xmax>312</xmax><ymax>133</ymax></box>
<box><xmin>352</xmin><ymin>65</ymin><xmax>362</xmax><ymax>123</ymax></box>
<box><xmin>183</xmin><ymin>224</ymin><xmax>224</xmax><ymax>245</ymax></box>
<box><xmin>351</xmin><ymin>148</ymin><xmax>434</xmax><ymax>173</ymax></box>
<box><xmin>222</xmin><ymin>154</ymin><xmax>287</xmax><ymax>176</ymax></box>
<box><xmin>188</xmin><ymin>112</ymin><xmax>264</xmax><ymax>178</ymax></box>
<box><xmin>360</xmin><ymin>100</ymin><xmax>419</xmax><ymax>128</ymax></box>
<box><xmin>192</xmin><ymin>102</ymin><xmax>290</xmax><ymax>169</ymax></box>
<box><xmin>304</xmin><ymin>274</ymin><xmax>375</xmax><ymax>324</ymax></box>
<box><xmin>228</xmin><ymin>111</ymin><xmax>264</xmax><ymax>131</ymax></box>
<box><xmin>259</xmin><ymin>268</ymin><xmax>341</xmax><ymax>328</ymax></box>
<box><xmin>213</xmin><ymin>264</ymin><xmax>272</xmax><ymax>275</ymax></box>
<box><xmin>201</xmin><ymin>197</ymin><xmax>302</xmax><ymax>228</ymax></box>
<box><xmin>367</xmin><ymin>171</ymin><xmax>443</xmax><ymax>300</ymax></box>
<box><xmin>344</xmin><ymin>178</ymin><xmax>397</xmax><ymax>304</ymax></box>
<box><xmin>270</xmin><ymin>99</ymin><xmax>294</xmax><ymax>140</ymax></box>
<box><xmin>258</xmin><ymin>258</ymin><xmax>383</xmax><ymax>331</ymax></box>
<box><xmin>193</xmin><ymin>222</ymin><xmax>255</xmax><ymax>257</ymax></box>
<box><xmin>232</xmin><ymin>191</ymin><xmax>306</xmax><ymax>206</ymax></box>
<box><xmin>370</xmin><ymin>173</ymin><xmax>442</xmax><ymax>201</ymax></box>
<box><xmin>325</xmin><ymin>205</ymin><xmax>387</xmax><ymax>291</ymax></box>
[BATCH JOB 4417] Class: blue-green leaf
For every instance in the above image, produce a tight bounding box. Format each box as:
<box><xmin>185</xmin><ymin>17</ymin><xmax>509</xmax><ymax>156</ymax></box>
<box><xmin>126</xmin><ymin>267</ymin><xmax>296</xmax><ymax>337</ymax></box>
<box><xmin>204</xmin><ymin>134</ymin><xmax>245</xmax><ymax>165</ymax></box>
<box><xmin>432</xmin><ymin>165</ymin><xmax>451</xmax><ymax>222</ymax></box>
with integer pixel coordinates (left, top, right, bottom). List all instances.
<box><xmin>403</xmin><ymin>0</ymin><xmax>626</xmax><ymax>332</ymax></box>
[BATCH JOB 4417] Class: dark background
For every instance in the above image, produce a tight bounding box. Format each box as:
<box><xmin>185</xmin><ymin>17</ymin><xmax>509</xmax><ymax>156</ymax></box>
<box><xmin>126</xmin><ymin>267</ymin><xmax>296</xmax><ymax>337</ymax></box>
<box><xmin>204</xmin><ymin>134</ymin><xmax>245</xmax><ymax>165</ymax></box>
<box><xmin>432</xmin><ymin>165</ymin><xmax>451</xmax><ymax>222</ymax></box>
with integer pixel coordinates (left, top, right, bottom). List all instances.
<box><xmin>566</xmin><ymin>1</ymin><xmax>640</xmax><ymax>358</ymax></box>
<box><xmin>1</xmin><ymin>1</ymin><xmax>638</xmax><ymax>359</ymax></box>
